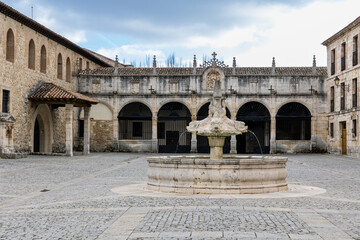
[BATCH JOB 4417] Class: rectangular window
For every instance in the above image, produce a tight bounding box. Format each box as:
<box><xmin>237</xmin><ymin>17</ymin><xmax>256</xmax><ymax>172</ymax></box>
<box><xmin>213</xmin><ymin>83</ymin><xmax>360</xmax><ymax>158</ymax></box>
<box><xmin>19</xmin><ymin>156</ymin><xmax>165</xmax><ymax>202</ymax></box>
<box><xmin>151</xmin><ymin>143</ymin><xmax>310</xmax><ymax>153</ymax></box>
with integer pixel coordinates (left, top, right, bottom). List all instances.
<box><xmin>2</xmin><ymin>90</ymin><xmax>10</xmax><ymax>113</ymax></box>
<box><xmin>340</xmin><ymin>83</ymin><xmax>346</xmax><ymax>110</ymax></box>
<box><xmin>353</xmin><ymin>78</ymin><xmax>358</xmax><ymax>108</ymax></box>
<box><xmin>132</xmin><ymin>122</ymin><xmax>143</xmax><ymax>137</ymax></box>
<box><xmin>331</xmin><ymin>49</ymin><xmax>336</xmax><ymax>75</ymax></box>
<box><xmin>352</xmin><ymin>119</ymin><xmax>357</xmax><ymax>137</ymax></box>
<box><xmin>157</xmin><ymin>122</ymin><xmax>165</xmax><ymax>139</ymax></box>
<box><xmin>341</xmin><ymin>43</ymin><xmax>346</xmax><ymax>71</ymax></box>
<box><xmin>330</xmin><ymin>123</ymin><xmax>334</xmax><ymax>138</ymax></box>
<box><xmin>330</xmin><ymin>86</ymin><xmax>335</xmax><ymax>112</ymax></box>
<box><xmin>353</xmin><ymin>35</ymin><xmax>358</xmax><ymax>66</ymax></box>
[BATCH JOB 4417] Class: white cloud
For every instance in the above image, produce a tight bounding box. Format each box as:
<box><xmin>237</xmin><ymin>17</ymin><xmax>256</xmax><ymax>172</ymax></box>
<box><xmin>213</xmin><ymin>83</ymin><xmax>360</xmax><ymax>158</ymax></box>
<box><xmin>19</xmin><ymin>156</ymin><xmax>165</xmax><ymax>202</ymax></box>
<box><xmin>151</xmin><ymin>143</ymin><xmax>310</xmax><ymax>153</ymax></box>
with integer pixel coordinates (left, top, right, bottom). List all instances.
<box><xmin>97</xmin><ymin>45</ymin><xmax>166</xmax><ymax>66</ymax></box>
<box><xmin>64</xmin><ymin>30</ymin><xmax>87</xmax><ymax>44</ymax></box>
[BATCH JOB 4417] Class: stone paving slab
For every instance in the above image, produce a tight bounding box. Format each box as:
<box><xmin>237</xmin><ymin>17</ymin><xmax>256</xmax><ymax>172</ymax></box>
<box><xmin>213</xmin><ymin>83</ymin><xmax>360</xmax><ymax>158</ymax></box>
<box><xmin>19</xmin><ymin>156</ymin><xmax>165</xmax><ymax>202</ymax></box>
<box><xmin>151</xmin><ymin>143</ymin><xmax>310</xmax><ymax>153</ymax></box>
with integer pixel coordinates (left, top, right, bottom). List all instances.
<box><xmin>0</xmin><ymin>153</ymin><xmax>359</xmax><ymax>239</ymax></box>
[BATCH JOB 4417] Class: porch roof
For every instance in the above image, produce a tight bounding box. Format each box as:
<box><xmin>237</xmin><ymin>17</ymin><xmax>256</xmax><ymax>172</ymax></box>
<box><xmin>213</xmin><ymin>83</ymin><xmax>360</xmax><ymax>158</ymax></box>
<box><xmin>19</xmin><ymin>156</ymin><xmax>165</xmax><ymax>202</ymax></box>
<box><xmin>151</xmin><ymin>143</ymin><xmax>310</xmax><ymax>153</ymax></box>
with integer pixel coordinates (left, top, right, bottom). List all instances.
<box><xmin>29</xmin><ymin>83</ymin><xmax>98</xmax><ymax>107</ymax></box>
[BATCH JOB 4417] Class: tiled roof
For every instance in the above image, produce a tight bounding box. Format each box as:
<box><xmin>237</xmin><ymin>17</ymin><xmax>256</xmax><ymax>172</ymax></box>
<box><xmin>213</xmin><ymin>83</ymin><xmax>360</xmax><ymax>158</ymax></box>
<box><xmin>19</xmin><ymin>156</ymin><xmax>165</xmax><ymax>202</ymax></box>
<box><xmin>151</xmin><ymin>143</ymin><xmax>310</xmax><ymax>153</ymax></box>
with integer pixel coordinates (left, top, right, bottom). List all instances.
<box><xmin>79</xmin><ymin>66</ymin><xmax>327</xmax><ymax>76</ymax></box>
<box><xmin>29</xmin><ymin>83</ymin><xmax>98</xmax><ymax>105</ymax></box>
<box><xmin>0</xmin><ymin>2</ymin><xmax>111</xmax><ymax>67</ymax></box>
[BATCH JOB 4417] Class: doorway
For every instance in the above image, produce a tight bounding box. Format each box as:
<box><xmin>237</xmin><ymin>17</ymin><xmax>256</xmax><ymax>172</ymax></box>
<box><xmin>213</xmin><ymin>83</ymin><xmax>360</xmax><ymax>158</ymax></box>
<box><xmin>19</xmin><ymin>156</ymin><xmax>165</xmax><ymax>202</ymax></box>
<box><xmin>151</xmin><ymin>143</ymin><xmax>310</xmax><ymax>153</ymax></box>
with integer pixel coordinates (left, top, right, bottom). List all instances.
<box><xmin>33</xmin><ymin>118</ymin><xmax>40</xmax><ymax>152</ymax></box>
<box><xmin>341</xmin><ymin>122</ymin><xmax>347</xmax><ymax>155</ymax></box>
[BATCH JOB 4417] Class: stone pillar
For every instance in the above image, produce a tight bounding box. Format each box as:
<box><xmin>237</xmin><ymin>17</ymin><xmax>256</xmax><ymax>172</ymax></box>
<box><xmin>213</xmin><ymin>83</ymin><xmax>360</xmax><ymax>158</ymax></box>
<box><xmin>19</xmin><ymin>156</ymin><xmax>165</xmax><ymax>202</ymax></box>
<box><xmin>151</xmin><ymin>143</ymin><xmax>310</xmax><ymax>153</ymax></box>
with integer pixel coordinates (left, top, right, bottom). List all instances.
<box><xmin>190</xmin><ymin>114</ymin><xmax>197</xmax><ymax>153</ymax></box>
<box><xmin>83</xmin><ymin>106</ymin><xmax>90</xmax><ymax>155</ymax></box>
<box><xmin>230</xmin><ymin>113</ymin><xmax>237</xmax><ymax>154</ymax></box>
<box><xmin>65</xmin><ymin>104</ymin><xmax>73</xmax><ymax>156</ymax></box>
<box><xmin>152</xmin><ymin>114</ymin><xmax>158</xmax><ymax>153</ymax></box>
<box><xmin>190</xmin><ymin>133</ymin><xmax>197</xmax><ymax>153</ymax></box>
<box><xmin>270</xmin><ymin>116</ymin><xmax>276</xmax><ymax>154</ymax></box>
<box><xmin>230</xmin><ymin>135</ymin><xmax>237</xmax><ymax>154</ymax></box>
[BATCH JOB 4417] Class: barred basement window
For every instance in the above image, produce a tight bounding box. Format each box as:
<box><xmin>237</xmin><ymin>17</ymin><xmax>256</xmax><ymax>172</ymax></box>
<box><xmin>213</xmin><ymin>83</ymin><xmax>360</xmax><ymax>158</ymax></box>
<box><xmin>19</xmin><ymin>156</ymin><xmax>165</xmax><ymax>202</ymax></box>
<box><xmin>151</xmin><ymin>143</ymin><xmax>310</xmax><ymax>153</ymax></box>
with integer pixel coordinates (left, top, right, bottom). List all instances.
<box><xmin>353</xmin><ymin>119</ymin><xmax>357</xmax><ymax>137</ymax></box>
<box><xmin>2</xmin><ymin>90</ymin><xmax>10</xmax><ymax>113</ymax></box>
<box><xmin>330</xmin><ymin>123</ymin><xmax>334</xmax><ymax>138</ymax></box>
<box><xmin>6</xmin><ymin>29</ymin><xmax>15</xmax><ymax>63</ymax></box>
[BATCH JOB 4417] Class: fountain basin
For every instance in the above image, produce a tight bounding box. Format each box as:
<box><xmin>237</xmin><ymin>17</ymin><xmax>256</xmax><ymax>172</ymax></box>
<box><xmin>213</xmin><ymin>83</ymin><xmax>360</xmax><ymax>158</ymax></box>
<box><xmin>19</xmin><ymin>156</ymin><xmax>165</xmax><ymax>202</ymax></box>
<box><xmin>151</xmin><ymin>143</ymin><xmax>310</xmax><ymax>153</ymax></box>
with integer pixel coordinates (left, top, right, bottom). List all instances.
<box><xmin>147</xmin><ymin>155</ymin><xmax>288</xmax><ymax>194</ymax></box>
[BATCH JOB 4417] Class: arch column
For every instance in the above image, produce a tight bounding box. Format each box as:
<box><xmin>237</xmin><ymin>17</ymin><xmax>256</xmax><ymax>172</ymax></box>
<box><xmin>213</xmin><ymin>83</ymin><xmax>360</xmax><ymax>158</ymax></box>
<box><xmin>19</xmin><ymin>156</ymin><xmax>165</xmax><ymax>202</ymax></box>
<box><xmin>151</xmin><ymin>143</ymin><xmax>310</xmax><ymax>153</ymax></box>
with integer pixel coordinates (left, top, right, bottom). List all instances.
<box><xmin>230</xmin><ymin>114</ymin><xmax>237</xmax><ymax>154</ymax></box>
<box><xmin>65</xmin><ymin>104</ymin><xmax>73</xmax><ymax>156</ymax></box>
<box><xmin>270</xmin><ymin>116</ymin><xmax>276</xmax><ymax>154</ymax></box>
<box><xmin>83</xmin><ymin>106</ymin><xmax>90</xmax><ymax>155</ymax></box>
<box><xmin>190</xmin><ymin>114</ymin><xmax>197</xmax><ymax>153</ymax></box>
<box><xmin>152</xmin><ymin>114</ymin><xmax>158</xmax><ymax>153</ymax></box>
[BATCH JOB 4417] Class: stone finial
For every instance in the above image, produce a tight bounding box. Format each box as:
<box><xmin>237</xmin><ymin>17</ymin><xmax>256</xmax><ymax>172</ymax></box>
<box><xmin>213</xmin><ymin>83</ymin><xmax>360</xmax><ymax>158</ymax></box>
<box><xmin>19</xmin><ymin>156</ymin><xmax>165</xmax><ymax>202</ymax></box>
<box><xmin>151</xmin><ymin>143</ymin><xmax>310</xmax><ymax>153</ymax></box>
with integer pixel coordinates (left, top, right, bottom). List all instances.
<box><xmin>153</xmin><ymin>55</ymin><xmax>157</xmax><ymax>75</ymax></box>
<box><xmin>312</xmin><ymin>55</ymin><xmax>317</xmax><ymax>75</ymax></box>
<box><xmin>193</xmin><ymin>55</ymin><xmax>197</xmax><ymax>75</ymax></box>
<box><xmin>113</xmin><ymin>55</ymin><xmax>119</xmax><ymax>75</ymax></box>
<box><xmin>232</xmin><ymin>57</ymin><xmax>236</xmax><ymax>75</ymax></box>
<box><xmin>271</xmin><ymin>57</ymin><xmax>276</xmax><ymax>75</ymax></box>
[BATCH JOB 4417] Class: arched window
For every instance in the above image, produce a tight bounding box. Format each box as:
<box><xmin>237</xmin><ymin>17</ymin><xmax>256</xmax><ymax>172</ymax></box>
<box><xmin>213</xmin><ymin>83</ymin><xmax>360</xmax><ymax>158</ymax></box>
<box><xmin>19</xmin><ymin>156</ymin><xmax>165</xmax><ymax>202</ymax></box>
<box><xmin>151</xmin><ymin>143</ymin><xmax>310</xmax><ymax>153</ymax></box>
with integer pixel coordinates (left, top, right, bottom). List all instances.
<box><xmin>66</xmin><ymin>57</ymin><xmax>71</xmax><ymax>82</ymax></box>
<box><xmin>28</xmin><ymin>39</ymin><xmax>35</xmax><ymax>69</ymax></box>
<box><xmin>57</xmin><ymin>53</ymin><xmax>63</xmax><ymax>79</ymax></box>
<box><xmin>6</xmin><ymin>29</ymin><xmax>15</xmax><ymax>62</ymax></box>
<box><xmin>40</xmin><ymin>45</ymin><xmax>46</xmax><ymax>73</ymax></box>
<box><xmin>276</xmin><ymin>102</ymin><xmax>311</xmax><ymax>140</ymax></box>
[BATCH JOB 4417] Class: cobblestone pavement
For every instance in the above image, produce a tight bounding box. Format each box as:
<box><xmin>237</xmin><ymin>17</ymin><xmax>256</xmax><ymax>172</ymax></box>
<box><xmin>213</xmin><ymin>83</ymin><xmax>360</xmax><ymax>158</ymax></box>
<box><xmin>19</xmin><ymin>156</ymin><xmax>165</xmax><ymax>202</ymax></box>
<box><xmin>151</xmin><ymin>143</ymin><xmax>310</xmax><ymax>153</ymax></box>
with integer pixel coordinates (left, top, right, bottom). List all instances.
<box><xmin>0</xmin><ymin>153</ymin><xmax>359</xmax><ymax>239</ymax></box>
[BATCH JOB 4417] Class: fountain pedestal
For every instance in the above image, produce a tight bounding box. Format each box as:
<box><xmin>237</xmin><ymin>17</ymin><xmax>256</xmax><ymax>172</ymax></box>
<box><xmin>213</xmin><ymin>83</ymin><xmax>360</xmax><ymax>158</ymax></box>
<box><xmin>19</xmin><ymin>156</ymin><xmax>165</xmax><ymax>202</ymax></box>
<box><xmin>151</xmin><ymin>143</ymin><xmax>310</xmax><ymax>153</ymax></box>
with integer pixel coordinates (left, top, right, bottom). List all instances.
<box><xmin>208</xmin><ymin>136</ymin><xmax>225</xmax><ymax>159</ymax></box>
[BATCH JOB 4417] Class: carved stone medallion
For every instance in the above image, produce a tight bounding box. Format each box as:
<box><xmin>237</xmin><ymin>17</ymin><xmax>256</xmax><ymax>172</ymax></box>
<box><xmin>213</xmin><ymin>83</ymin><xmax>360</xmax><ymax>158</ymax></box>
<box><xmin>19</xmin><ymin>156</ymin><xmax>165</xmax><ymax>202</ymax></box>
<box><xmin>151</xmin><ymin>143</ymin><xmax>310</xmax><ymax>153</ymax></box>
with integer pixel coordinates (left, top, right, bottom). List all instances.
<box><xmin>206</xmin><ymin>70</ymin><xmax>220</xmax><ymax>90</ymax></box>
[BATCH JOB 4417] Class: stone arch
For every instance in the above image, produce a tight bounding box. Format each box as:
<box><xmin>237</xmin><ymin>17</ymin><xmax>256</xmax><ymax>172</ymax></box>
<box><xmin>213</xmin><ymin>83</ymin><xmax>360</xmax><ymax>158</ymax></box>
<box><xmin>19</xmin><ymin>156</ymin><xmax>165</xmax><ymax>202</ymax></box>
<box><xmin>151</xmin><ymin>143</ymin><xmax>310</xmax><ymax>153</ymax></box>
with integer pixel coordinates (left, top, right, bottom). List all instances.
<box><xmin>157</xmin><ymin>102</ymin><xmax>191</xmax><ymax>153</ymax></box>
<box><xmin>276</xmin><ymin>100</ymin><xmax>312</xmax><ymax>117</ymax></box>
<box><xmin>30</xmin><ymin>104</ymin><xmax>53</xmax><ymax>153</ymax></box>
<box><xmin>157</xmin><ymin>99</ymin><xmax>193</xmax><ymax>116</ymax></box>
<box><xmin>6</xmin><ymin>28</ymin><xmax>14</xmax><ymax>62</ymax></box>
<box><xmin>276</xmin><ymin>102</ymin><xmax>312</xmax><ymax>140</ymax></box>
<box><xmin>236</xmin><ymin>101</ymin><xmax>271</xmax><ymax>154</ymax></box>
<box><xmin>40</xmin><ymin>45</ymin><xmax>46</xmax><ymax>73</ymax></box>
<box><xmin>118</xmin><ymin>99</ymin><xmax>153</xmax><ymax>115</ymax></box>
<box><xmin>196</xmin><ymin>102</ymin><xmax>231</xmax><ymax>154</ymax></box>
<box><xmin>118</xmin><ymin>102</ymin><xmax>152</xmax><ymax>140</ymax></box>
<box><xmin>57</xmin><ymin>53</ymin><xmax>63</xmax><ymax>79</ymax></box>
<box><xmin>28</xmin><ymin>39</ymin><xmax>35</xmax><ymax>70</ymax></box>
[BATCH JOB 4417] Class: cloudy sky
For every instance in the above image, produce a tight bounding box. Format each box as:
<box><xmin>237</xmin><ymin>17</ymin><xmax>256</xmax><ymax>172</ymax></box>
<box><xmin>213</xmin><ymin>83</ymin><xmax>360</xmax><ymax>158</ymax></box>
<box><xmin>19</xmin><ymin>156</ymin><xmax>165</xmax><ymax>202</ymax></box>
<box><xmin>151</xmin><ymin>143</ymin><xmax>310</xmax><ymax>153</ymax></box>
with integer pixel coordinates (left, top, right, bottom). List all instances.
<box><xmin>3</xmin><ymin>0</ymin><xmax>360</xmax><ymax>67</ymax></box>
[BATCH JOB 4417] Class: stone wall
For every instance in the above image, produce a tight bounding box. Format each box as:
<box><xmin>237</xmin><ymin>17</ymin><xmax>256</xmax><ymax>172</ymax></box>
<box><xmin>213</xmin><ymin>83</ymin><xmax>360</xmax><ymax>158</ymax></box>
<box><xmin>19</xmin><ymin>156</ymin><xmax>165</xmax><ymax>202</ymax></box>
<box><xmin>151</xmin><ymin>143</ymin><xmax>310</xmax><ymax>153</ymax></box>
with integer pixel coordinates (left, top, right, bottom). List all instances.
<box><xmin>0</xmin><ymin>13</ymin><xmax>102</xmax><ymax>154</ymax></box>
<box><xmin>77</xmin><ymin>64</ymin><xmax>329</xmax><ymax>154</ymax></box>
<box><xmin>325</xmin><ymin>21</ymin><xmax>360</xmax><ymax>158</ymax></box>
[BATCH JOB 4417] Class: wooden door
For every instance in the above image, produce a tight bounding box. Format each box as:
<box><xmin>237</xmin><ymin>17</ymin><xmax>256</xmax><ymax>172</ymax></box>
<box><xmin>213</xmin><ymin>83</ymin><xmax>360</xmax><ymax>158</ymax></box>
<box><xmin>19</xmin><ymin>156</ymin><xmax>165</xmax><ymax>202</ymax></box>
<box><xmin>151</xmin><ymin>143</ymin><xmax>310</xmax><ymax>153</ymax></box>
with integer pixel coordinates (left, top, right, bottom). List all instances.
<box><xmin>342</xmin><ymin>124</ymin><xmax>347</xmax><ymax>155</ymax></box>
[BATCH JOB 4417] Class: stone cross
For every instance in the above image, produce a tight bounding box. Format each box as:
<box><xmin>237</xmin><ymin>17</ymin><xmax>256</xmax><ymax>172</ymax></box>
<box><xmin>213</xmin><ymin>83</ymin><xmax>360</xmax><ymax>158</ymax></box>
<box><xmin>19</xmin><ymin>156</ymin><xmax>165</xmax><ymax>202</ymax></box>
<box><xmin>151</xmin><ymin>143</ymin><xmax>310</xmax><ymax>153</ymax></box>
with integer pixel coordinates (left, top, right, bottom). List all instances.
<box><xmin>212</xmin><ymin>52</ymin><xmax>217</xmax><ymax>60</ymax></box>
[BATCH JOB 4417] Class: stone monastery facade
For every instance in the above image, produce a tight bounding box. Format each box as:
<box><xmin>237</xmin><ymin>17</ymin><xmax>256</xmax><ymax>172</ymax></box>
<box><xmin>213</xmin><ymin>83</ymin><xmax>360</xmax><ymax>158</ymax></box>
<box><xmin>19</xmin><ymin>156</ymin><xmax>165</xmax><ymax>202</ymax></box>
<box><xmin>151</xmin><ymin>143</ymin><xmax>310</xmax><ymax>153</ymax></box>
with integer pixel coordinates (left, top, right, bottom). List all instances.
<box><xmin>0</xmin><ymin>2</ymin><xmax>359</xmax><ymax>157</ymax></box>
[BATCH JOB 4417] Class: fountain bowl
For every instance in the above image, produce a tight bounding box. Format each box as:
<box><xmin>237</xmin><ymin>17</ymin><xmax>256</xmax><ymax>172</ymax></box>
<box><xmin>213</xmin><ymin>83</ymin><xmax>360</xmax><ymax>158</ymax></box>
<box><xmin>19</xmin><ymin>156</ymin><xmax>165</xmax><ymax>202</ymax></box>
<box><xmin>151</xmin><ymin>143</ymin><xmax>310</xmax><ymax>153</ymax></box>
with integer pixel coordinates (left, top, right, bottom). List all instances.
<box><xmin>147</xmin><ymin>155</ymin><xmax>288</xmax><ymax>194</ymax></box>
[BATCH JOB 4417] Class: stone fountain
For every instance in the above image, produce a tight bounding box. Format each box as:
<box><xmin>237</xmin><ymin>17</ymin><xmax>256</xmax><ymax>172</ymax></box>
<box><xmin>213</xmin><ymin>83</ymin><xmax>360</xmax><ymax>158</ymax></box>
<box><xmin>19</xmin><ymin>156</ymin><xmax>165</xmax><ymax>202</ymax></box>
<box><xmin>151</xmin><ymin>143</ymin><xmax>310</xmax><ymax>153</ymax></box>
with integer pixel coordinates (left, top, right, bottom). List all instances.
<box><xmin>147</xmin><ymin>80</ymin><xmax>288</xmax><ymax>194</ymax></box>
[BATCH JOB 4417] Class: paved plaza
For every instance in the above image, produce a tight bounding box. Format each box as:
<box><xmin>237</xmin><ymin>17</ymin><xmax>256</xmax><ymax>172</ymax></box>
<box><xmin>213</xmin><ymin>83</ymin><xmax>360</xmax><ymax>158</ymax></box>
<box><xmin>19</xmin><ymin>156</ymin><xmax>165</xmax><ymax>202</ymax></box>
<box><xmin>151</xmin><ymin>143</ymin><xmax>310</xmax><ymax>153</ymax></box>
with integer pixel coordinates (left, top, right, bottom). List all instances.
<box><xmin>0</xmin><ymin>153</ymin><xmax>359</xmax><ymax>240</ymax></box>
